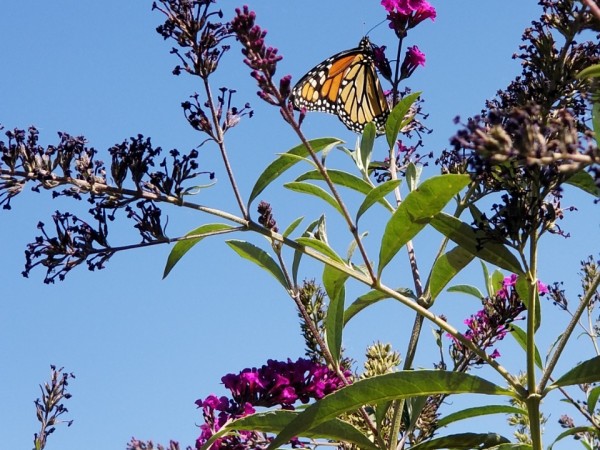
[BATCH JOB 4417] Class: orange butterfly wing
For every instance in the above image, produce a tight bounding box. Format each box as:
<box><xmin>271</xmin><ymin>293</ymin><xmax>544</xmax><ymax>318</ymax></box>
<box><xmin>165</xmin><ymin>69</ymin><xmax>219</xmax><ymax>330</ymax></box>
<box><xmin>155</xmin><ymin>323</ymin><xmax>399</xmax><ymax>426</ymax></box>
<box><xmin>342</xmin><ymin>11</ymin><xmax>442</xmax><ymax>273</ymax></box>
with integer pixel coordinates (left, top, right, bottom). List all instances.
<box><xmin>292</xmin><ymin>38</ymin><xmax>389</xmax><ymax>134</ymax></box>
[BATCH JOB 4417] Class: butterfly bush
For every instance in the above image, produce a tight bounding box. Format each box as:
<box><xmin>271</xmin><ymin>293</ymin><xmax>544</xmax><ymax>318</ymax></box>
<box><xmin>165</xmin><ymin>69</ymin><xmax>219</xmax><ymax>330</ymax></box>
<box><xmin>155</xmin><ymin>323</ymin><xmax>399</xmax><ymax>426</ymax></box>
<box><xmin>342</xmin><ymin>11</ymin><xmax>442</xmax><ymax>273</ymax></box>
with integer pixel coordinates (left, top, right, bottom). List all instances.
<box><xmin>5</xmin><ymin>0</ymin><xmax>600</xmax><ymax>449</ymax></box>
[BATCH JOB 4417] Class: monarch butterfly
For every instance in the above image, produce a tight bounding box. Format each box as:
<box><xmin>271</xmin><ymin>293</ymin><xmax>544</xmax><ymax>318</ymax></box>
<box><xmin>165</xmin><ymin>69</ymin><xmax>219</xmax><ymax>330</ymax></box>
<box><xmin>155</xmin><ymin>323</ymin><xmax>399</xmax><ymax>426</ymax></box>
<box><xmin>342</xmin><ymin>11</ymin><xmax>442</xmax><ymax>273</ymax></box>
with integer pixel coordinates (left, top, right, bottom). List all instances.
<box><xmin>291</xmin><ymin>37</ymin><xmax>390</xmax><ymax>134</ymax></box>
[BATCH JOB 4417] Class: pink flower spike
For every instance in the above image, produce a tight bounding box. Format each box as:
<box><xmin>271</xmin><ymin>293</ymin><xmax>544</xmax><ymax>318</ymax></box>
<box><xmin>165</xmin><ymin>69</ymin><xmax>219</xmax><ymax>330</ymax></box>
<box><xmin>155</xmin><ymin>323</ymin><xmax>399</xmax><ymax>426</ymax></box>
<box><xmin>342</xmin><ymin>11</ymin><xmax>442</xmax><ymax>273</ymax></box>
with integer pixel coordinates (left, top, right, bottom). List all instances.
<box><xmin>407</xmin><ymin>45</ymin><xmax>426</xmax><ymax>67</ymax></box>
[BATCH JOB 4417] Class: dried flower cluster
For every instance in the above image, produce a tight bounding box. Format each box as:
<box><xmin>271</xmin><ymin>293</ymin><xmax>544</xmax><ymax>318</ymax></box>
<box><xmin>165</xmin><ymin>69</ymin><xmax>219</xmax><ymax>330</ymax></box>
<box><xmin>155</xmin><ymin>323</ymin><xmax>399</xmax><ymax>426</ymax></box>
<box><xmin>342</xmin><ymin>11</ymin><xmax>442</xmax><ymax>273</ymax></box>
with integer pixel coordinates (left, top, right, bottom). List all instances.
<box><xmin>0</xmin><ymin>127</ymin><xmax>206</xmax><ymax>282</ymax></box>
<box><xmin>33</xmin><ymin>366</ymin><xmax>75</xmax><ymax>450</ymax></box>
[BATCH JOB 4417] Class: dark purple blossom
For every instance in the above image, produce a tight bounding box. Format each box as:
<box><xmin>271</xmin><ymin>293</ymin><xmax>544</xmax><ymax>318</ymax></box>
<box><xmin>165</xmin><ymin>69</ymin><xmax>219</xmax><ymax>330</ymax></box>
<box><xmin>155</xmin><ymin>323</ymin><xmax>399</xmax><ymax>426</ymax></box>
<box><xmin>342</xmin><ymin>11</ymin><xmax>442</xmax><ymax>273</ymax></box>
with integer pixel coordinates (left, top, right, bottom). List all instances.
<box><xmin>230</xmin><ymin>6</ymin><xmax>290</xmax><ymax>106</ymax></box>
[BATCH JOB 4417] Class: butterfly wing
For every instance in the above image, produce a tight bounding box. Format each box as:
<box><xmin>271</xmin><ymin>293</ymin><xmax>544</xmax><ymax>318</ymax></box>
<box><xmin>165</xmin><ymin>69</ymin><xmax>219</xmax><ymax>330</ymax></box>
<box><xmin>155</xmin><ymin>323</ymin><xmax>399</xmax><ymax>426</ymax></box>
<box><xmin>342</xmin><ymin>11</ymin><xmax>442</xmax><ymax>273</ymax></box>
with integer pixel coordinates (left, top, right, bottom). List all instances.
<box><xmin>291</xmin><ymin>38</ymin><xmax>389</xmax><ymax>134</ymax></box>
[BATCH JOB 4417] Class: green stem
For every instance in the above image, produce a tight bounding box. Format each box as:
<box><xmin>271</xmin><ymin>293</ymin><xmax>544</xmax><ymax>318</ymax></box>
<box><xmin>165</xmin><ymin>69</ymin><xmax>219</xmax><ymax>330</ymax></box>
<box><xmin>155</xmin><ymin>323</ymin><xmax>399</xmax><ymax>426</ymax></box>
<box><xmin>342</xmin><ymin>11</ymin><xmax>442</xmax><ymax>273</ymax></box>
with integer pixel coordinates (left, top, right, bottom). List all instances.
<box><xmin>539</xmin><ymin>270</ymin><xmax>600</xmax><ymax>391</ymax></box>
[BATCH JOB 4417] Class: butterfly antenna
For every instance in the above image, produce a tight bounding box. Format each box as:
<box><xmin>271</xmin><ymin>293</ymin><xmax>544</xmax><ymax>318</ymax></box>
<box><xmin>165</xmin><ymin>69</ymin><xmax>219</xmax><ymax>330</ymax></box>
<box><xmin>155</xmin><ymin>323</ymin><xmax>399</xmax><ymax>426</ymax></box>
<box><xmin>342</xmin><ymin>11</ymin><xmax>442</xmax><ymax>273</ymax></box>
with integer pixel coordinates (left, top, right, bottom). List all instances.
<box><xmin>365</xmin><ymin>19</ymin><xmax>387</xmax><ymax>37</ymax></box>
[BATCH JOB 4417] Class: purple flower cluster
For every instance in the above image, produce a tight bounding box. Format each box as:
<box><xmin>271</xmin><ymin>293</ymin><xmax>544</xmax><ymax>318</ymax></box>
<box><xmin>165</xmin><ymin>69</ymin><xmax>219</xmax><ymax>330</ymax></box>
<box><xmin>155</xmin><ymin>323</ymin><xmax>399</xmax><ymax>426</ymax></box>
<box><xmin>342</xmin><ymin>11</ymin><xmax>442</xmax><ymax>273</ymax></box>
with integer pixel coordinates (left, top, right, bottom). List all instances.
<box><xmin>195</xmin><ymin>358</ymin><xmax>350</xmax><ymax>449</ymax></box>
<box><xmin>230</xmin><ymin>7</ymin><xmax>291</xmax><ymax>106</ymax></box>
<box><xmin>381</xmin><ymin>0</ymin><xmax>436</xmax><ymax>38</ymax></box>
<box><xmin>450</xmin><ymin>274</ymin><xmax>548</xmax><ymax>366</ymax></box>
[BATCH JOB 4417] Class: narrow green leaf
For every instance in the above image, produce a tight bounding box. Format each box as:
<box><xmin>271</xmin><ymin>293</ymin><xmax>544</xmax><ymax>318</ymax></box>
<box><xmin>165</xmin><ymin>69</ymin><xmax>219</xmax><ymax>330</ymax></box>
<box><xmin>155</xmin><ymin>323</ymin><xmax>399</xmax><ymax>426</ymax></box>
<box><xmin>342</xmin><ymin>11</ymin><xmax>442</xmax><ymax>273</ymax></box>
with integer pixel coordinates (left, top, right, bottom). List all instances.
<box><xmin>577</xmin><ymin>64</ymin><xmax>600</xmax><ymax>79</ymax></box>
<box><xmin>385</xmin><ymin>91</ymin><xmax>422</xmax><ymax>148</ymax></box>
<box><xmin>248</xmin><ymin>138</ymin><xmax>342</xmax><ymax>207</ymax></box>
<box><xmin>163</xmin><ymin>223</ymin><xmax>235</xmax><ymax>278</ymax></box>
<box><xmin>284</xmin><ymin>181</ymin><xmax>344</xmax><ymax>216</ymax></box>
<box><xmin>226</xmin><ymin>240</ymin><xmax>288</xmax><ymax>289</ymax></box>
<box><xmin>481</xmin><ymin>261</ymin><xmax>493</xmax><ymax>297</ymax></box>
<box><xmin>491</xmin><ymin>270</ymin><xmax>505</xmax><ymax>294</ymax></box>
<box><xmin>267</xmin><ymin>370</ymin><xmax>513</xmax><ymax>449</ymax></box>
<box><xmin>510</xmin><ymin>325</ymin><xmax>543</xmax><ymax>370</ymax></box>
<box><xmin>565</xmin><ymin>170</ymin><xmax>600</xmax><ymax>197</ymax></box>
<box><xmin>515</xmin><ymin>276</ymin><xmax>541</xmax><ymax>331</ymax></box>
<box><xmin>588</xmin><ymin>385</ymin><xmax>600</xmax><ymax>414</ymax></box>
<box><xmin>356</xmin><ymin>179</ymin><xmax>400</xmax><ymax>221</ymax></box>
<box><xmin>430</xmin><ymin>213</ymin><xmax>524</xmax><ymax>275</ymax></box>
<box><xmin>360</xmin><ymin>122</ymin><xmax>376</xmax><ymax>173</ymax></box>
<box><xmin>548</xmin><ymin>426</ymin><xmax>598</xmax><ymax>450</ymax></box>
<box><xmin>489</xmin><ymin>444</ymin><xmax>532</xmax><ymax>450</ymax></box>
<box><xmin>296</xmin><ymin>169</ymin><xmax>373</xmax><ymax>195</ymax></box>
<box><xmin>409</xmin><ymin>432</ymin><xmax>510</xmax><ymax>450</ymax></box>
<box><xmin>282</xmin><ymin>216</ymin><xmax>304</xmax><ymax>238</ymax></box>
<box><xmin>200</xmin><ymin>410</ymin><xmax>378</xmax><ymax>450</ymax></box>
<box><xmin>323</xmin><ymin>265</ymin><xmax>348</xmax><ymax>363</ymax></box>
<box><xmin>344</xmin><ymin>288</ymin><xmax>415</xmax><ymax>325</ymax></box>
<box><xmin>428</xmin><ymin>246</ymin><xmax>475</xmax><ymax>301</ymax></box>
<box><xmin>292</xmin><ymin>219</ymin><xmax>319</xmax><ymax>284</ymax></box>
<box><xmin>437</xmin><ymin>405</ymin><xmax>526</xmax><ymax>428</ymax></box>
<box><xmin>447</xmin><ymin>284</ymin><xmax>485</xmax><ymax>300</ymax></box>
<box><xmin>593</xmin><ymin>100</ymin><xmax>600</xmax><ymax>149</ymax></box>
<box><xmin>378</xmin><ymin>174</ymin><xmax>471</xmax><ymax>276</ymax></box>
<box><xmin>550</xmin><ymin>355</ymin><xmax>600</xmax><ymax>389</ymax></box>
<box><xmin>295</xmin><ymin>236</ymin><xmax>344</xmax><ymax>263</ymax></box>
<box><xmin>405</xmin><ymin>162</ymin><xmax>421</xmax><ymax>192</ymax></box>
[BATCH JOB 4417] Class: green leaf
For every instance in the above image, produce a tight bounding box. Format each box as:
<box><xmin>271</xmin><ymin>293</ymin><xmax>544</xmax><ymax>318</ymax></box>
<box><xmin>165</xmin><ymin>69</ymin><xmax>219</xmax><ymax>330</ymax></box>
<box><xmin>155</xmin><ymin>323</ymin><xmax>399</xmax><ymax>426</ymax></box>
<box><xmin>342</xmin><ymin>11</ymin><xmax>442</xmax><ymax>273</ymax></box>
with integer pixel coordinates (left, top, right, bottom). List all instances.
<box><xmin>323</xmin><ymin>265</ymin><xmax>348</xmax><ymax>363</ymax></box>
<box><xmin>359</xmin><ymin>122</ymin><xmax>376</xmax><ymax>173</ymax></box>
<box><xmin>295</xmin><ymin>236</ymin><xmax>344</xmax><ymax>263</ymax></box>
<box><xmin>481</xmin><ymin>261</ymin><xmax>493</xmax><ymax>297</ymax></box>
<box><xmin>267</xmin><ymin>370</ymin><xmax>513</xmax><ymax>449</ymax></box>
<box><xmin>577</xmin><ymin>64</ymin><xmax>600</xmax><ymax>79</ymax></box>
<box><xmin>550</xmin><ymin>355</ymin><xmax>600</xmax><ymax>389</ymax></box>
<box><xmin>489</xmin><ymin>445</ymin><xmax>533</xmax><ymax>450</ymax></box>
<box><xmin>385</xmin><ymin>91</ymin><xmax>422</xmax><ymax>148</ymax></box>
<box><xmin>248</xmin><ymin>138</ymin><xmax>342</xmax><ymax>207</ymax></box>
<box><xmin>429</xmin><ymin>213</ymin><xmax>524</xmax><ymax>275</ymax></box>
<box><xmin>447</xmin><ymin>284</ymin><xmax>485</xmax><ymax>300</ymax></box>
<box><xmin>593</xmin><ymin>100</ymin><xmax>600</xmax><ymax>149</ymax></box>
<box><xmin>296</xmin><ymin>169</ymin><xmax>373</xmax><ymax>195</ymax></box>
<box><xmin>565</xmin><ymin>170</ymin><xmax>600</xmax><ymax>197</ymax></box>
<box><xmin>226</xmin><ymin>240</ymin><xmax>288</xmax><ymax>289</ymax></box>
<box><xmin>437</xmin><ymin>405</ymin><xmax>526</xmax><ymax>428</ymax></box>
<box><xmin>428</xmin><ymin>246</ymin><xmax>475</xmax><ymax>301</ymax></box>
<box><xmin>588</xmin><ymin>385</ymin><xmax>600</xmax><ymax>414</ymax></box>
<box><xmin>548</xmin><ymin>426</ymin><xmax>598</xmax><ymax>450</ymax></box>
<box><xmin>378</xmin><ymin>174</ymin><xmax>471</xmax><ymax>276</ymax></box>
<box><xmin>284</xmin><ymin>181</ymin><xmax>344</xmax><ymax>216</ymax></box>
<box><xmin>510</xmin><ymin>325</ymin><xmax>543</xmax><ymax>370</ymax></box>
<box><xmin>292</xmin><ymin>219</ymin><xmax>319</xmax><ymax>284</ymax></box>
<box><xmin>405</xmin><ymin>162</ymin><xmax>421</xmax><ymax>192</ymax></box>
<box><xmin>356</xmin><ymin>179</ymin><xmax>400</xmax><ymax>221</ymax></box>
<box><xmin>163</xmin><ymin>223</ymin><xmax>235</xmax><ymax>278</ymax></box>
<box><xmin>491</xmin><ymin>269</ymin><xmax>505</xmax><ymax>294</ymax></box>
<box><xmin>409</xmin><ymin>432</ymin><xmax>510</xmax><ymax>450</ymax></box>
<box><xmin>282</xmin><ymin>216</ymin><xmax>304</xmax><ymax>238</ymax></box>
<box><xmin>344</xmin><ymin>288</ymin><xmax>416</xmax><ymax>325</ymax></box>
<box><xmin>515</xmin><ymin>276</ymin><xmax>541</xmax><ymax>331</ymax></box>
<box><xmin>200</xmin><ymin>410</ymin><xmax>378</xmax><ymax>450</ymax></box>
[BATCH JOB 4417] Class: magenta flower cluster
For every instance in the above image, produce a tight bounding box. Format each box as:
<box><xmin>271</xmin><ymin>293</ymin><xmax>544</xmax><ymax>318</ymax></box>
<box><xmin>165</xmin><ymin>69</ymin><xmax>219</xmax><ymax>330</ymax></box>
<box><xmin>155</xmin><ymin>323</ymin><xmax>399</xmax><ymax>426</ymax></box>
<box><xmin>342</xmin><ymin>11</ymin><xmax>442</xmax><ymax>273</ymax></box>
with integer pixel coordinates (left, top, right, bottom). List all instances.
<box><xmin>195</xmin><ymin>358</ymin><xmax>350</xmax><ymax>449</ymax></box>
<box><xmin>381</xmin><ymin>0</ymin><xmax>436</xmax><ymax>38</ymax></box>
<box><xmin>450</xmin><ymin>274</ymin><xmax>548</xmax><ymax>365</ymax></box>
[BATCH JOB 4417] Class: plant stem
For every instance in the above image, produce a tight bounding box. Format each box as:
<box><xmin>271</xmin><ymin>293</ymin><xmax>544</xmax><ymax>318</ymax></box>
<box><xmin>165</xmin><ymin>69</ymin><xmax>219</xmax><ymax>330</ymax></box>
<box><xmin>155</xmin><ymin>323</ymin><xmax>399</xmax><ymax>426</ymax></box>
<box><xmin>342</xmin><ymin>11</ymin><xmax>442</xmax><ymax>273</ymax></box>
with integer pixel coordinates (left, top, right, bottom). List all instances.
<box><xmin>202</xmin><ymin>77</ymin><xmax>249</xmax><ymax>220</ymax></box>
<box><xmin>539</xmin><ymin>270</ymin><xmax>600</xmax><ymax>390</ymax></box>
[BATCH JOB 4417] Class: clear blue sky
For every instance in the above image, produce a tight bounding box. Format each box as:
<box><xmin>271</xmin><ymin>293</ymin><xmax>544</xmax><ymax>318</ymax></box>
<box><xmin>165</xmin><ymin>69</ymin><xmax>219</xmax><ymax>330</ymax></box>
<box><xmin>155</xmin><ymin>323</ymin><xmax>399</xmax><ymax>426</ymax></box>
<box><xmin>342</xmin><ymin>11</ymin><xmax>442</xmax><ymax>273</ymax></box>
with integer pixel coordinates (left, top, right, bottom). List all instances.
<box><xmin>1</xmin><ymin>2</ymin><xmax>597</xmax><ymax>449</ymax></box>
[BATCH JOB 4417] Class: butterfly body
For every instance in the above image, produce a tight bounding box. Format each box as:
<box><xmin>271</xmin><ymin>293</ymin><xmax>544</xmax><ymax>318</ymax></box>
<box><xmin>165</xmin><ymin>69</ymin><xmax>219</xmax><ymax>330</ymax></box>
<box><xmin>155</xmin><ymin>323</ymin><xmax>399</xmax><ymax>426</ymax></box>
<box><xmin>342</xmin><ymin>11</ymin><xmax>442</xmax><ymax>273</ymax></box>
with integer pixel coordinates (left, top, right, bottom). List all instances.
<box><xmin>291</xmin><ymin>37</ymin><xmax>390</xmax><ymax>134</ymax></box>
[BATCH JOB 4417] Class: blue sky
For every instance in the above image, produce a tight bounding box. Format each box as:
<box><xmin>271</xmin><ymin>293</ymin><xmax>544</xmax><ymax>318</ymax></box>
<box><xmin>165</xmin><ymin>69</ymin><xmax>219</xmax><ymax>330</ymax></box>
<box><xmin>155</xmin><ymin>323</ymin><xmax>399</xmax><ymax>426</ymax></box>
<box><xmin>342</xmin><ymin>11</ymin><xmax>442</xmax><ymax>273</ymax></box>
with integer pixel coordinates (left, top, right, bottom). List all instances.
<box><xmin>0</xmin><ymin>2</ymin><xmax>597</xmax><ymax>449</ymax></box>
